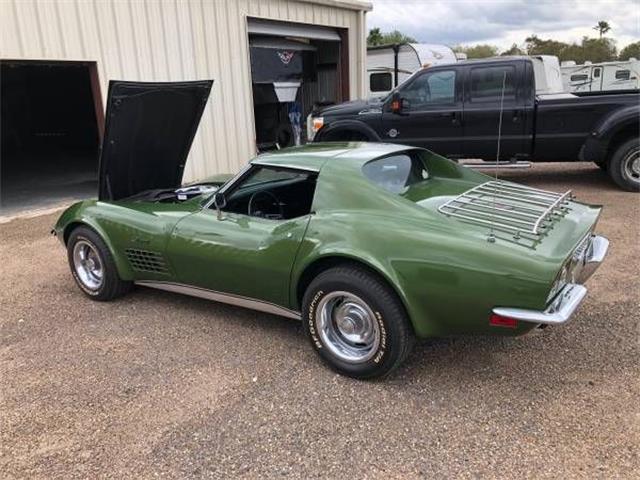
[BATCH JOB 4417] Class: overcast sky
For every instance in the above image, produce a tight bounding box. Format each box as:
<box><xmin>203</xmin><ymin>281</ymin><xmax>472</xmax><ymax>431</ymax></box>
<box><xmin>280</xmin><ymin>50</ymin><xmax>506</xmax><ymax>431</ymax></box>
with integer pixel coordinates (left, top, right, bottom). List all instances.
<box><xmin>367</xmin><ymin>0</ymin><xmax>640</xmax><ymax>51</ymax></box>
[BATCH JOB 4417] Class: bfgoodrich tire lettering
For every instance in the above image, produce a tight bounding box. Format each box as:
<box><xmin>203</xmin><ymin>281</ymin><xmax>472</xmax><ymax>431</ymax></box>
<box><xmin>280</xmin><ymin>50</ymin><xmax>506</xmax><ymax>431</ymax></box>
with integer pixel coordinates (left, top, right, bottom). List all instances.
<box><xmin>302</xmin><ymin>265</ymin><xmax>414</xmax><ymax>379</ymax></box>
<box><xmin>67</xmin><ymin>226</ymin><xmax>132</xmax><ymax>301</ymax></box>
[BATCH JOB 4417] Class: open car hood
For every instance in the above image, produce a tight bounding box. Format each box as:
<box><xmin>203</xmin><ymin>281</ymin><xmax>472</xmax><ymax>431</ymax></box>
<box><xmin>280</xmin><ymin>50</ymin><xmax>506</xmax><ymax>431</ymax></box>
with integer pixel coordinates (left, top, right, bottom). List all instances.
<box><xmin>99</xmin><ymin>80</ymin><xmax>213</xmax><ymax>201</ymax></box>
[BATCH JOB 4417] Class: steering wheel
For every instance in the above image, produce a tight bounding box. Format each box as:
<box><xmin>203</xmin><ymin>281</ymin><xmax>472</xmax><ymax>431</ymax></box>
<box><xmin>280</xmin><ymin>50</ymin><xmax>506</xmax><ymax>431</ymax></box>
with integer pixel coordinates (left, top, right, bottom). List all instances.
<box><xmin>247</xmin><ymin>190</ymin><xmax>284</xmax><ymax>219</ymax></box>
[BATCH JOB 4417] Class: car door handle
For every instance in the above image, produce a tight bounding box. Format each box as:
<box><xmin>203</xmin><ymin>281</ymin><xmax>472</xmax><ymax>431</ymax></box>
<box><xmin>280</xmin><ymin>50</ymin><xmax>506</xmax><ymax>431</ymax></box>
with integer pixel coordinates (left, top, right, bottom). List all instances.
<box><xmin>512</xmin><ymin>110</ymin><xmax>522</xmax><ymax>123</ymax></box>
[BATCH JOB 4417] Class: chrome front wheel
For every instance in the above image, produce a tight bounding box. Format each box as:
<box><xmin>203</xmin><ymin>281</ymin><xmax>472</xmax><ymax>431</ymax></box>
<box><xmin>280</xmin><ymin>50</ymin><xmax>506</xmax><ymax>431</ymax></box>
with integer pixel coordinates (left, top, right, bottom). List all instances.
<box><xmin>315</xmin><ymin>291</ymin><xmax>381</xmax><ymax>364</ymax></box>
<box><xmin>72</xmin><ymin>239</ymin><xmax>104</xmax><ymax>290</ymax></box>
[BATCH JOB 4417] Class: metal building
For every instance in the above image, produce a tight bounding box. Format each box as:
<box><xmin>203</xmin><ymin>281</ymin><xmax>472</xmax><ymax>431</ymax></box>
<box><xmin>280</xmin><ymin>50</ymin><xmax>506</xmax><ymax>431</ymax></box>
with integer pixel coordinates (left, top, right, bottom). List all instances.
<box><xmin>0</xmin><ymin>0</ymin><xmax>370</xmax><ymax>213</ymax></box>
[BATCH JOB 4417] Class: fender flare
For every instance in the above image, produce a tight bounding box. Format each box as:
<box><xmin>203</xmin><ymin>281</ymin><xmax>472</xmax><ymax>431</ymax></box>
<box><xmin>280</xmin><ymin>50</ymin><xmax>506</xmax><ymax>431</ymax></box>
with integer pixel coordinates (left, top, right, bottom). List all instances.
<box><xmin>62</xmin><ymin>217</ymin><xmax>135</xmax><ymax>281</ymax></box>
<box><xmin>314</xmin><ymin>120</ymin><xmax>382</xmax><ymax>142</ymax></box>
<box><xmin>591</xmin><ymin>104</ymin><xmax>640</xmax><ymax>142</ymax></box>
<box><xmin>290</xmin><ymin>250</ymin><xmax>417</xmax><ymax>332</ymax></box>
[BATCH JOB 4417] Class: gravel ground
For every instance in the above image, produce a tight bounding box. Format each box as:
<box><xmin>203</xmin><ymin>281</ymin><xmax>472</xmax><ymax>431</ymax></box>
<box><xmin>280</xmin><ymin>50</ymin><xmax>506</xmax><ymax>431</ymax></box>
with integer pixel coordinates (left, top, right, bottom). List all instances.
<box><xmin>1</xmin><ymin>162</ymin><xmax>638</xmax><ymax>479</ymax></box>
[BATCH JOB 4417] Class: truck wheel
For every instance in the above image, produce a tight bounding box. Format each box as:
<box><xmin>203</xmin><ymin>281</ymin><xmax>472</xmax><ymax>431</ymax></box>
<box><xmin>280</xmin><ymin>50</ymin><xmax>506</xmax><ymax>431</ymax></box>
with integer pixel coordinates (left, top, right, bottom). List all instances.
<box><xmin>67</xmin><ymin>226</ymin><xmax>132</xmax><ymax>301</ymax></box>
<box><xmin>608</xmin><ymin>138</ymin><xmax>640</xmax><ymax>191</ymax></box>
<box><xmin>302</xmin><ymin>265</ymin><xmax>414</xmax><ymax>379</ymax></box>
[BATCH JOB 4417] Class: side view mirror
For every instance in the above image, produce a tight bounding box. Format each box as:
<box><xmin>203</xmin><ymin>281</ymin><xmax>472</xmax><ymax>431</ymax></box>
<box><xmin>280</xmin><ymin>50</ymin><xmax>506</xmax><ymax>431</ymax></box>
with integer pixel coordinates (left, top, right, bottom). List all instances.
<box><xmin>390</xmin><ymin>94</ymin><xmax>410</xmax><ymax>114</ymax></box>
<box><xmin>213</xmin><ymin>191</ymin><xmax>226</xmax><ymax>220</ymax></box>
<box><xmin>213</xmin><ymin>191</ymin><xmax>226</xmax><ymax>209</ymax></box>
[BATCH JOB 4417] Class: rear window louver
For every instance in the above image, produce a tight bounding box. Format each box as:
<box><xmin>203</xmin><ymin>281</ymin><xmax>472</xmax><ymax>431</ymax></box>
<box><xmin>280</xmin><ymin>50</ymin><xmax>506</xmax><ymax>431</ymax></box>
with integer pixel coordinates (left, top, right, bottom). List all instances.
<box><xmin>125</xmin><ymin>249</ymin><xmax>169</xmax><ymax>274</ymax></box>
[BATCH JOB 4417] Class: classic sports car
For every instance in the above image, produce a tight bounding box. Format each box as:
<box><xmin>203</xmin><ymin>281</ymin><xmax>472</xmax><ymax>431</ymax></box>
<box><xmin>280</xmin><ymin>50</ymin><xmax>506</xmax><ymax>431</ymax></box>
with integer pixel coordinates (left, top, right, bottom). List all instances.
<box><xmin>54</xmin><ymin>81</ymin><xmax>609</xmax><ymax>379</ymax></box>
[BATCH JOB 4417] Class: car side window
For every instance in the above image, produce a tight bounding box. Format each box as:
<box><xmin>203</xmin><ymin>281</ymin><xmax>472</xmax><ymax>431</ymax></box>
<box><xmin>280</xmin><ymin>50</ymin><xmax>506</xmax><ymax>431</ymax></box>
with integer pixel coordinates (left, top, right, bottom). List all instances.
<box><xmin>401</xmin><ymin>70</ymin><xmax>456</xmax><ymax>108</ymax></box>
<box><xmin>217</xmin><ymin>166</ymin><xmax>317</xmax><ymax>220</ymax></box>
<box><xmin>470</xmin><ymin>65</ymin><xmax>516</xmax><ymax>102</ymax></box>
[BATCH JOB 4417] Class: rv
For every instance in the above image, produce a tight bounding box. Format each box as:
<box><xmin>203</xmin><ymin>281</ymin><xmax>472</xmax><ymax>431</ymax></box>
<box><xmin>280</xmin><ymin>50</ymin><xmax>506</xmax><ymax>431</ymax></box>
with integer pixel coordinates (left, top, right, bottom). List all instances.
<box><xmin>561</xmin><ymin>59</ymin><xmax>640</xmax><ymax>93</ymax></box>
<box><xmin>367</xmin><ymin>43</ymin><xmax>457</xmax><ymax>98</ymax></box>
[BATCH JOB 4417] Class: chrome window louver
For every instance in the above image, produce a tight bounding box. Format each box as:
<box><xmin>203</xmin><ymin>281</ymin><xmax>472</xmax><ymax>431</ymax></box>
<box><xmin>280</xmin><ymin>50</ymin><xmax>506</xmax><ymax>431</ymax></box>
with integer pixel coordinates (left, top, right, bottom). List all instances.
<box><xmin>438</xmin><ymin>181</ymin><xmax>573</xmax><ymax>238</ymax></box>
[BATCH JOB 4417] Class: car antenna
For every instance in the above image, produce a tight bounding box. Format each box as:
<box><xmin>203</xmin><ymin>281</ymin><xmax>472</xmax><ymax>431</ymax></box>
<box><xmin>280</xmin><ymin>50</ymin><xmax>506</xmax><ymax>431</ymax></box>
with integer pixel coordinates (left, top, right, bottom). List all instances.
<box><xmin>488</xmin><ymin>70</ymin><xmax>508</xmax><ymax>244</ymax></box>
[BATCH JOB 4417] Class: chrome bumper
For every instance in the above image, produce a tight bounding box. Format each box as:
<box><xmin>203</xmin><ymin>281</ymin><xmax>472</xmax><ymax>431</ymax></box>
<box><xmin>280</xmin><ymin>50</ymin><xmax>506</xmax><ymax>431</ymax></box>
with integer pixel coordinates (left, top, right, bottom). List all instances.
<box><xmin>493</xmin><ymin>284</ymin><xmax>587</xmax><ymax>325</ymax></box>
<box><xmin>576</xmin><ymin>235</ymin><xmax>609</xmax><ymax>283</ymax></box>
<box><xmin>493</xmin><ymin>234</ymin><xmax>609</xmax><ymax>326</ymax></box>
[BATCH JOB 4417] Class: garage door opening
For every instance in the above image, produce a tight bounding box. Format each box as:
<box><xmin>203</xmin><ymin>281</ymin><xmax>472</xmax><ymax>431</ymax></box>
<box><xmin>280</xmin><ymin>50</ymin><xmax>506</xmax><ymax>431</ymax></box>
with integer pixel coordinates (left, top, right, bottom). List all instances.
<box><xmin>247</xmin><ymin>18</ymin><xmax>348</xmax><ymax>152</ymax></box>
<box><xmin>1</xmin><ymin>60</ymin><xmax>103</xmax><ymax>216</ymax></box>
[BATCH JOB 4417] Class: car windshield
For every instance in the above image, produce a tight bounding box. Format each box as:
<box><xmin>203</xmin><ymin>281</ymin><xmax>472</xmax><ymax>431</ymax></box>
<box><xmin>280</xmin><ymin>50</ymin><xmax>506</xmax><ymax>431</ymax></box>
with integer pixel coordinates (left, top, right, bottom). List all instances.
<box><xmin>362</xmin><ymin>153</ymin><xmax>429</xmax><ymax>195</ymax></box>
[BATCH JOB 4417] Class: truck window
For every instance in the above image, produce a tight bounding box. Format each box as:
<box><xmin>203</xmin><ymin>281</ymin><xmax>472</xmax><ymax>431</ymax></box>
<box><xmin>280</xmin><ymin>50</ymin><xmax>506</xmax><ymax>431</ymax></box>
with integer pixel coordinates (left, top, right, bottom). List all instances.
<box><xmin>470</xmin><ymin>66</ymin><xmax>516</xmax><ymax>102</ymax></box>
<box><xmin>401</xmin><ymin>70</ymin><xmax>456</xmax><ymax>108</ymax></box>
<box><xmin>593</xmin><ymin>68</ymin><xmax>601</xmax><ymax>78</ymax></box>
<box><xmin>615</xmin><ymin>70</ymin><xmax>631</xmax><ymax>80</ymax></box>
<box><xmin>571</xmin><ymin>74</ymin><xmax>589</xmax><ymax>82</ymax></box>
<box><xmin>370</xmin><ymin>73</ymin><xmax>392</xmax><ymax>92</ymax></box>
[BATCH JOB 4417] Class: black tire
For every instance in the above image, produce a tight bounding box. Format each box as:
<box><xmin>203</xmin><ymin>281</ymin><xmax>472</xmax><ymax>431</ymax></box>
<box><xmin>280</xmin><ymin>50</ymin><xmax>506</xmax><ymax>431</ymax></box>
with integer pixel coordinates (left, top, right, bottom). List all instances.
<box><xmin>67</xmin><ymin>226</ymin><xmax>132</xmax><ymax>301</ymax></box>
<box><xmin>302</xmin><ymin>265</ymin><xmax>414</xmax><ymax>379</ymax></box>
<box><xmin>608</xmin><ymin>137</ymin><xmax>640</xmax><ymax>191</ymax></box>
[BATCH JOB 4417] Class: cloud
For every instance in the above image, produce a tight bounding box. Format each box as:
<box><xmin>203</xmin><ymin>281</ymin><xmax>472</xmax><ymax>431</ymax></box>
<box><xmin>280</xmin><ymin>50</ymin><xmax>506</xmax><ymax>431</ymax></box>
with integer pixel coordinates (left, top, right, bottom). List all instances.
<box><xmin>367</xmin><ymin>0</ymin><xmax>640</xmax><ymax>50</ymax></box>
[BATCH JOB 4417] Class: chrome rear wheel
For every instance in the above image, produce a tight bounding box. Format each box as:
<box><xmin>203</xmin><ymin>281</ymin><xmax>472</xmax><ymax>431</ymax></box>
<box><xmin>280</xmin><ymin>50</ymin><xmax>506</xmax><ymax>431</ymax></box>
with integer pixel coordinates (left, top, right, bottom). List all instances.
<box><xmin>316</xmin><ymin>291</ymin><xmax>381</xmax><ymax>364</ymax></box>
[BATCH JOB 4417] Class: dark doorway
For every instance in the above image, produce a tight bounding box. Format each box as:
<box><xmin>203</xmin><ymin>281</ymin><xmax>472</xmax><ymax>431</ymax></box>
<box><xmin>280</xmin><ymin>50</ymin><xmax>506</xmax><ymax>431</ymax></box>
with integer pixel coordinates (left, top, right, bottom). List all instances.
<box><xmin>1</xmin><ymin>60</ymin><xmax>103</xmax><ymax>216</ymax></box>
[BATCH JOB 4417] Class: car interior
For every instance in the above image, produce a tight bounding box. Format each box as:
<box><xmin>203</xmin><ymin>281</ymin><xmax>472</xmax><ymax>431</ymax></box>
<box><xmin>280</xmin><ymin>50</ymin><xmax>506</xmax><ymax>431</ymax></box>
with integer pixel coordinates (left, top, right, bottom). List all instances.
<box><xmin>217</xmin><ymin>166</ymin><xmax>318</xmax><ymax>220</ymax></box>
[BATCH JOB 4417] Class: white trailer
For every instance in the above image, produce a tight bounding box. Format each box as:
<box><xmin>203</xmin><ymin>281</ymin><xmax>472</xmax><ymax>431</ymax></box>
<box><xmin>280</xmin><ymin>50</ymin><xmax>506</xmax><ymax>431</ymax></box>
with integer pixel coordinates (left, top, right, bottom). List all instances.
<box><xmin>367</xmin><ymin>43</ymin><xmax>457</xmax><ymax>98</ymax></box>
<box><xmin>561</xmin><ymin>59</ymin><xmax>640</xmax><ymax>93</ymax></box>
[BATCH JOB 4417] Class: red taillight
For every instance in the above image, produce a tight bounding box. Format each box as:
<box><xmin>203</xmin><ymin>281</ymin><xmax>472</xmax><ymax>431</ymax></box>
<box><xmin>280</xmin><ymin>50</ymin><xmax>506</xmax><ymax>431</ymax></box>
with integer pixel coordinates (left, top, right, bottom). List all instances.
<box><xmin>489</xmin><ymin>313</ymin><xmax>518</xmax><ymax>328</ymax></box>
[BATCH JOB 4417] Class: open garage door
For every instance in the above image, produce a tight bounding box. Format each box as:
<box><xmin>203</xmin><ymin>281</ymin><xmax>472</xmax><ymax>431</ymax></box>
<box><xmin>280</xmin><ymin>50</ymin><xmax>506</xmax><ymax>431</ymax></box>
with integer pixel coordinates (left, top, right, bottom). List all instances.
<box><xmin>0</xmin><ymin>60</ymin><xmax>103</xmax><ymax>216</ymax></box>
<box><xmin>247</xmin><ymin>18</ymin><xmax>348</xmax><ymax>152</ymax></box>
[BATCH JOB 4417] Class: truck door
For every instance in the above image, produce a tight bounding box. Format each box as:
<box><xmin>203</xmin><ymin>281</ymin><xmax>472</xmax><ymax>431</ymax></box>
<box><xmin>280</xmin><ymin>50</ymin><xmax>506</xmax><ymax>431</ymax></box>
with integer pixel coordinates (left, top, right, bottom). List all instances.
<box><xmin>380</xmin><ymin>67</ymin><xmax>462</xmax><ymax>157</ymax></box>
<box><xmin>461</xmin><ymin>62</ymin><xmax>529</xmax><ymax>160</ymax></box>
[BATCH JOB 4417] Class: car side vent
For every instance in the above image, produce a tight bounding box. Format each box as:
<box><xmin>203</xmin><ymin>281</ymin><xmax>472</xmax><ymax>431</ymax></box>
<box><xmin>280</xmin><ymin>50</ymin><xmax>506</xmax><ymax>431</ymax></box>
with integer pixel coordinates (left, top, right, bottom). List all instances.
<box><xmin>125</xmin><ymin>249</ymin><xmax>169</xmax><ymax>274</ymax></box>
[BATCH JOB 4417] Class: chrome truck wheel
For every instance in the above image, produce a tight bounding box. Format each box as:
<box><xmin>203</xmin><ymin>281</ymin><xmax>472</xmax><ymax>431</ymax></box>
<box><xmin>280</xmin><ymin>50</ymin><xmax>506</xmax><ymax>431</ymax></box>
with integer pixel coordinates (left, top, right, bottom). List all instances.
<box><xmin>623</xmin><ymin>147</ymin><xmax>640</xmax><ymax>186</ymax></box>
<box><xmin>609</xmin><ymin>138</ymin><xmax>640</xmax><ymax>191</ymax></box>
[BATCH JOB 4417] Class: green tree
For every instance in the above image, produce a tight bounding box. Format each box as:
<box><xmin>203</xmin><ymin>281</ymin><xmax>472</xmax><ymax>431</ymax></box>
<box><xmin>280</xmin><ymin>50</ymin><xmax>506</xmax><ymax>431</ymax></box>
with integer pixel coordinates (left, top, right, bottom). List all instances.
<box><xmin>619</xmin><ymin>41</ymin><xmax>640</xmax><ymax>60</ymax></box>
<box><xmin>453</xmin><ymin>44</ymin><xmax>499</xmax><ymax>59</ymax></box>
<box><xmin>524</xmin><ymin>35</ymin><xmax>616</xmax><ymax>63</ymax></box>
<box><xmin>501</xmin><ymin>43</ymin><xmax>525</xmax><ymax>56</ymax></box>
<box><xmin>524</xmin><ymin>35</ymin><xmax>568</xmax><ymax>58</ymax></box>
<box><xmin>367</xmin><ymin>28</ymin><xmax>417</xmax><ymax>47</ymax></box>
<box><xmin>367</xmin><ymin>27</ymin><xmax>384</xmax><ymax>46</ymax></box>
<box><xmin>563</xmin><ymin>37</ymin><xmax>617</xmax><ymax>63</ymax></box>
<box><xmin>593</xmin><ymin>20</ymin><xmax>611</xmax><ymax>39</ymax></box>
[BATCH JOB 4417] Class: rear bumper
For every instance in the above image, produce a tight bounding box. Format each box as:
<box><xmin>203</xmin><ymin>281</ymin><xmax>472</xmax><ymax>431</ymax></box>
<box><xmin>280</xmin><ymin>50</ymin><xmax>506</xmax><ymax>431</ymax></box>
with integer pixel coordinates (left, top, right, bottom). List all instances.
<box><xmin>576</xmin><ymin>234</ymin><xmax>609</xmax><ymax>283</ymax></box>
<box><xmin>493</xmin><ymin>283</ymin><xmax>587</xmax><ymax>325</ymax></box>
<box><xmin>493</xmin><ymin>234</ymin><xmax>609</xmax><ymax>326</ymax></box>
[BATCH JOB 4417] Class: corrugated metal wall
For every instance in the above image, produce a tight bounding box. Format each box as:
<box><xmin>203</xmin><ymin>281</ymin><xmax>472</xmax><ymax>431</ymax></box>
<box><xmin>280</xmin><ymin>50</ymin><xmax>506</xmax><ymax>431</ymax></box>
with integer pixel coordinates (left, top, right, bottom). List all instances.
<box><xmin>0</xmin><ymin>0</ymin><xmax>369</xmax><ymax>181</ymax></box>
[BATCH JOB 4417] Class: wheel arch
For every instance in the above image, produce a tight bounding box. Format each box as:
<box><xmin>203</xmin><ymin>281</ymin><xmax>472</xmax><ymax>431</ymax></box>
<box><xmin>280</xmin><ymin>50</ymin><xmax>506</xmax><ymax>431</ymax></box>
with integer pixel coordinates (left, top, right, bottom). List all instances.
<box><xmin>314</xmin><ymin>120</ymin><xmax>381</xmax><ymax>142</ymax></box>
<box><xmin>605</xmin><ymin>121</ymin><xmax>639</xmax><ymax>161</ymax></box>
<box><xmin>293</xmin><ymin>254</ymin><xmax>414</xmax><ymax>333</ymax></box>
<box><xmin>62</xmin><ymin>220</ymin><xmax>134</xmax><ymax>280</ymax></box>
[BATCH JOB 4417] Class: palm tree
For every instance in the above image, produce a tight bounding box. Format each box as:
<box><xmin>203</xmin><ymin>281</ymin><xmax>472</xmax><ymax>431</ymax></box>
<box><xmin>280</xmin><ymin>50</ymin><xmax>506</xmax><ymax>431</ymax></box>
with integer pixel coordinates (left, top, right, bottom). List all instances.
<box><xmin>593</xmin><ymin>21</ymin><xmax>611</xmax><ymax>39</ymax></box>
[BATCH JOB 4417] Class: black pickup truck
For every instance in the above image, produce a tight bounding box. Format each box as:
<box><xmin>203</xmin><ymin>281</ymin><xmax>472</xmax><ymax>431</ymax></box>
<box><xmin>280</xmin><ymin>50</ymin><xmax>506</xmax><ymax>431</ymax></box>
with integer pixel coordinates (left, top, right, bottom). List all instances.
<box><xmin>308</xmin><ymin>56</ymin><xmax>639</xmax><ymax>191</ymax></box>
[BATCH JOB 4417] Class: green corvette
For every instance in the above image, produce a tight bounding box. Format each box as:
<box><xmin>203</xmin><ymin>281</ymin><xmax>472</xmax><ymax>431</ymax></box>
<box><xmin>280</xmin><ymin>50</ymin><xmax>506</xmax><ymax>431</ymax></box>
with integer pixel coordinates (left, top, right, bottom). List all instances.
<box><xmin>54</xmin><ymin>81</ymin><xmax>609</xmax><ymax>378</ymax></box>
